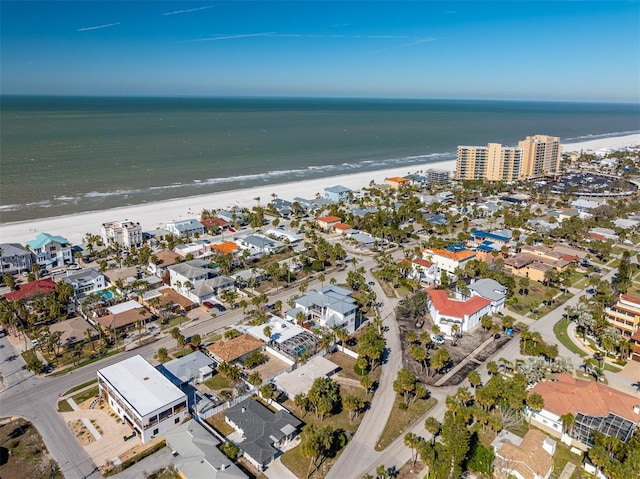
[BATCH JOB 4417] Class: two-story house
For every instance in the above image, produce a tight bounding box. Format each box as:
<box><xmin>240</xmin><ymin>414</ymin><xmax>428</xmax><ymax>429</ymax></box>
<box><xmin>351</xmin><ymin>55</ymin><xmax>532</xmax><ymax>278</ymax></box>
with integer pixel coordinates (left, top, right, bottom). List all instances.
<box><xmin>166</xmin><ymin>219</ymin><xmax>205</xmax><ymax>238</ymax></box>
<box><xmin>26</xmin><ymin>232</ymin><xmax>72</xmax><ymax>268</ymax></box>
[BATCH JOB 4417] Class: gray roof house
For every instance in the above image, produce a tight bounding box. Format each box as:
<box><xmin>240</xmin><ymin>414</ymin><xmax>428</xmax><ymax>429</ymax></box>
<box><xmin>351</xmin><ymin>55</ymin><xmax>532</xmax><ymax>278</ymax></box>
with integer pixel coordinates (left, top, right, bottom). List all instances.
<box><xmin>225</xmin><ymin>398</ymin><xmax>302</xmax><ymax>471</ymax></box>
<box><xmin>324</xmin><ymin>185</ymin><xmax>352</xmax><ymax>203</ymax></box>
<box><xmin>0</xmin><ymin>243</ymin><xmax>34</xmax><ymax>274</ymax></box>
<box><xmin>166</xmin><ymin>219</ymin><xmax>206</xmax><ymax>237</ymax></box>
<box><xmin>60</xmin><ymin>268</ymin><xmax>107</xmax><ymax>299</ymax></box>
<box><xmin>291</xmin><ymin>285</ymin><xmax>359</xmax><ymax>333</ymax></box>
<box><xmin>157</xmin><ymin>351</ymin><xmax>216</xmax><ymax>388</ymax></box>
<box><xmin>467</xmin><ymin>278</ymin><xmax>507</xmax><ymax>311</ymax></box>
<box><xmin>168</xmin><ymin>260</ymin><xmax>233</xmax><ymax>304</ymax></box>
<box><xmin>164</xmin><ymin>419</ymin><xmax>248</xmax><ymax>479</ymax></box>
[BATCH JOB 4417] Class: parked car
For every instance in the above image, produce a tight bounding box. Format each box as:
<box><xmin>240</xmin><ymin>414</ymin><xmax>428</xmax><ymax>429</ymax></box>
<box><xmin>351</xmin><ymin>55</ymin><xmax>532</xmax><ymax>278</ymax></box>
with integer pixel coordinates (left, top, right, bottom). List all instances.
<box><xmin>202</xmin><ymin>301</ymin><xmax>215</xmax><ymax>309</ymax></box>
<box><xmin>431</xmin><ymin>334</ymin><xmax>445</xmax><ymax>345</ymax></box>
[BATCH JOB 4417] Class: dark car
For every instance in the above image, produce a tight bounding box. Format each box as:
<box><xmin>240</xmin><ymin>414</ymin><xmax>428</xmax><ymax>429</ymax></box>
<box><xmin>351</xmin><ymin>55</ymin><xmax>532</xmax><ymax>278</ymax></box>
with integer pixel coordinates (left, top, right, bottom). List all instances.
<box><xmin>212</xmin><ymin>304</ymin><xmax>227</xmax><ymax>312</ymax></box>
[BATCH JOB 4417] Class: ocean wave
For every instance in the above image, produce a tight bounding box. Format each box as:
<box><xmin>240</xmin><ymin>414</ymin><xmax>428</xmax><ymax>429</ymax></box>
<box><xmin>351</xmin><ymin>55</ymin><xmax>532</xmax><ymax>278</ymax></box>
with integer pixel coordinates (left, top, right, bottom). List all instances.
<box><xmin>0</xmin><ymin>203</ymin><xmax>22</xmax><ymax>212</ymax></box>
<box><xmin>2</xmin><ymin>151</ymin><xmax>456</xmax><ymax>214</ymax></box>
<box><xmin>563</xmin><ymin>130</ymin><xmax>640</xmax><ymax>144</ymax></box>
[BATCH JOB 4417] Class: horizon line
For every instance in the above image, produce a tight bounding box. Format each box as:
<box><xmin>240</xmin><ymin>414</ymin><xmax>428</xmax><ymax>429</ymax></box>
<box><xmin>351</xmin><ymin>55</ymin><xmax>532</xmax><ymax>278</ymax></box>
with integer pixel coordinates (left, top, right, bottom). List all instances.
<box><xmin>1</xmin><ymin>93</ymin><xmax>638</xmax><ymax>106</ymax></box>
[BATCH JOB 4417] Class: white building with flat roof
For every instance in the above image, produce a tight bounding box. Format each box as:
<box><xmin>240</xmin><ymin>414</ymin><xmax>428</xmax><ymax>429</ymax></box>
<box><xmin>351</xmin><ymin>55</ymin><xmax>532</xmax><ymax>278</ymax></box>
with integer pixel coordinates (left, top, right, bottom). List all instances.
<box><xmin>101</xmin><ymin>220</ymin><xmax>143</xmax><ymax>249</ymax></box>
<box><xmin>98</xmin><ymin>355</ymin><xmax>188</xmax><ymax>444</ymax></box>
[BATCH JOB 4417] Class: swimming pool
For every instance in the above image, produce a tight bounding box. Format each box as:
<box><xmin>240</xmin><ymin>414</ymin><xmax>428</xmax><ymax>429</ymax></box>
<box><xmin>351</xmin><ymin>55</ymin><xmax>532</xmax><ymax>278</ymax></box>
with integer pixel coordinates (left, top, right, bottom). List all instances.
<box><xmin>101</xmin><ymin>290</ymin><xmax>114</xmax><ymax>300</ymax></box>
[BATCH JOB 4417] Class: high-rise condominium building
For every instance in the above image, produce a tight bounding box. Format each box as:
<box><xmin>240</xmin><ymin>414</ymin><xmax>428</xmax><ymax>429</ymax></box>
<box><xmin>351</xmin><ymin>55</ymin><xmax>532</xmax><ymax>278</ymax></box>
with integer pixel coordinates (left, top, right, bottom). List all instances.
<box><xmin>455</xmin><ymin>135</ymin><xmax>561</xmax><ymax>182</ymax></box>
<box><xmin>518</xmin><ymin>135</ymin><xmax>562</xmax><ymax>179</ymax></box>
<box><xmin>456</xmin><ymin>143</ymin><xmax>523</xmax><ymax>182</ymax></box>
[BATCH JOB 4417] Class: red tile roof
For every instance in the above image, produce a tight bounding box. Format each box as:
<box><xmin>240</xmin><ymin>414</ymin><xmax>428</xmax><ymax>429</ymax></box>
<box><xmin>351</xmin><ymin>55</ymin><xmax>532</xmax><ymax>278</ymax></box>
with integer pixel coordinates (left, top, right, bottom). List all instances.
<box><xmin>211</xmin><ymin>242</ymin><xmax>239</xmax><ymax>254</ymax></box>
<box><xmin>427</xmin><ymin>248</ymin><xmax>476</xmax><ymax>262</ymax></box>
<box><xmin>385</xmin><ymin>176</ymin><xmax>409</xmax><ymax>183</ymax></box>
<box><xmin>426</xmin><ymin>289</ymin><xmax>491</xmax><ymax>318</ymax></box>
<box><xmin>620</xmin><ymin>294</ymin><xmax>640</xmax><ymax>307</ymax></box>
<box><xmin>412</xmin><ymin>258</ymin><xmax>433</xmax><ymax>268</ymax></box>
<box><xmin>4</xmin><ymin>279</ymin><xmax>56</xmax><ymax>301</ymax></box>
<box><xmin>316</xmin><ymin>216</ymin><xmax>341</xmax><ymax>224</ymax></box>
<box><xmin>530</xmin><ymin>374</ymin><xmax>640</xmax><ymax>423</ymax></box>
<box><xmin>334</xmin><ymin>223</ymin><xmax>352</xmax><ymax>231</ymax></box>
<box><xmin>201</xmin><ymin>217</ymin><xmax>228</xmax><ymax>228</ymax></box>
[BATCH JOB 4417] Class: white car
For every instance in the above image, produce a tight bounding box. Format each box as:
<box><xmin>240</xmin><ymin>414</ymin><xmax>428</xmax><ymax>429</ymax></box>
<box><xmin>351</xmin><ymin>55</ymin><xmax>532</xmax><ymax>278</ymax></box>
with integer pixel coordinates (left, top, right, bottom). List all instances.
<box><xmin>67</xmin><ymin>264</ymin><xmax>81</xmax><ymax>270</ymax></box>
<box><xmin>431</xmin><ymin>334</ymin><xmax>445</xmax><ymax>344</ymax></box>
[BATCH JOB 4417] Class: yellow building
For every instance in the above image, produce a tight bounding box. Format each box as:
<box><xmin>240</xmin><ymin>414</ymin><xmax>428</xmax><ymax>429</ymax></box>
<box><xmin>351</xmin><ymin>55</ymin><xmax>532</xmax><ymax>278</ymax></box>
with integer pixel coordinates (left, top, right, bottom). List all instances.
<box><xmin>604</xmin><ymin>294</ymin><xmax>640</xmax><ymax>339</ymax></box>
<box><xmin>456</xmin><ymin>135</ymin><xmax>561</xmax><ymax>181</ymax></box>
<box><xmin>456</xmin><ymin>143</ymin><xmax>522</xmax><ymax>182</ymax></box>
<box><xmin>518</xmin><ymin>134</ymin><xmax>561</xmax><ymax>179</ymax></box>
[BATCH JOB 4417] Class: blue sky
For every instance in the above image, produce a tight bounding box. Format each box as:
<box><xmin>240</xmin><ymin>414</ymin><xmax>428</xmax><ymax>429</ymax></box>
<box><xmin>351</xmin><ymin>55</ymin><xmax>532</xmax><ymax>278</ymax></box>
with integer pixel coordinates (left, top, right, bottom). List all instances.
<box><xmin>1</xmin><ymin>1</ymin><xmax>639</xmax><ymax>102</ymax></box>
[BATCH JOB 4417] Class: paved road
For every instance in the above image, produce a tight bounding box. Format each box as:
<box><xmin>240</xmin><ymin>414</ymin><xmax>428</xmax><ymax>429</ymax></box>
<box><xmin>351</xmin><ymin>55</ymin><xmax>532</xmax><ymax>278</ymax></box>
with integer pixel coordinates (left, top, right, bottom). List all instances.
<box><xmin>0</xmin><ymin>246</ymin><xmax>378</xmax><ymax>479</ymax></box>
<box><xmin>326</xmin><ymin>264</ymin><xmax>402</xmax><ymax>479</ymax></box>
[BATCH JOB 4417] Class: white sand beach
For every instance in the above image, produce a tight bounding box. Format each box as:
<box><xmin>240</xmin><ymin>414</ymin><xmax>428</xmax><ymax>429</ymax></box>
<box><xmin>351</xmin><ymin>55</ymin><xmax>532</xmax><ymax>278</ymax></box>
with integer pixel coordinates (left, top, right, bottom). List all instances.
<box><xmin>1</xmin><ymin>133</ymin><xmax>638</xmax><ymax>247</ymax></box>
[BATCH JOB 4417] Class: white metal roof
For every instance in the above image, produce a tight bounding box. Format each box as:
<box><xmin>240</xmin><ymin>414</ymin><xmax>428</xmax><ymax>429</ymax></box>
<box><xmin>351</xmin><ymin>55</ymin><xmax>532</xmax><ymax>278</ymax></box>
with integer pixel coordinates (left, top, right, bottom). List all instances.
<box><xmin>98</xmin><ymin>355</ymin><xmax>186</xmax><ymax>417</ymax></box>
<box><xmin>107</xmin><ymin>300</ymin><xmax>143</xmax><ymax>315</ymax></box>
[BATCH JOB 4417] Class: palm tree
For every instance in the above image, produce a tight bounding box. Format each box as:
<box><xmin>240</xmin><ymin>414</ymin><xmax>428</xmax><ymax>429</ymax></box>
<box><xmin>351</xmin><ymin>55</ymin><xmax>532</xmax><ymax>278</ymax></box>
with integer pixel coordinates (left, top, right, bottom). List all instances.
<box><xmin>336</xmin><ymin>327</ymin><xmax>349</xmax><ymax>353</ymax></box>
<box><xmin>423</xmin><ymin>417</ymin><xmax>440</xmax><ymax>445</ymax></box>
<box><xmin>404</xmin><ymin>432</ymin><xmax>420</xmax><ymax>466</ymax></box>
<box><xmin>527</xmin><ymin>393</ymin><xmax>545</xmax><ymax>424</ymax></box>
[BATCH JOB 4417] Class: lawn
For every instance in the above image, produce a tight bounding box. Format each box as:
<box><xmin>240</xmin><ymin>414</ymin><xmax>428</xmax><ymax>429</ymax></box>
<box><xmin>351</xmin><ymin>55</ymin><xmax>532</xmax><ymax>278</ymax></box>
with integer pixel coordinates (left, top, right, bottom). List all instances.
<box><xmin>375</xmin><ymin>395</ymin><xmax>437</xmax><ymax>451</ymax></box>
<box><xmin>280</xmin><ymin>384</ymin><xmax>369</xmax><ymax>479</ymax></box>
<box><xmin>161</xmin><ymin>316</ymin><xmax>189</xmax><ymax>331</ymax></box>
<box><xmin>64</xmin><ymin>378</ymin><xmax>98</xmax><ymax>395</ymax></box>
<box><xmin>204</xmin><ymin>374</ymin><xmax>232</xmax><ymax>390</ymax></box>
<box><xmin>57</xmin><ymin>399</ymin><xmax>74</xmax><ymax>412</ymax></box>
<box><xmin>205</xmin><ymin>412</ymin><xmax>235</xmax><ymax>436</ymax></box>
<box><xmin>553</xmin><ymin>318</ymin><xmax>587</xmax><ymax>358</ymax></box>
<box><xmin>72</xmin><ymin>385</ymin><xmax>100</xmax><ymax>405</ymax></box>
<box><xmin>507</xmin><ymin>282</ymin><xmax>558</xmax><ymax>316</ymax></box>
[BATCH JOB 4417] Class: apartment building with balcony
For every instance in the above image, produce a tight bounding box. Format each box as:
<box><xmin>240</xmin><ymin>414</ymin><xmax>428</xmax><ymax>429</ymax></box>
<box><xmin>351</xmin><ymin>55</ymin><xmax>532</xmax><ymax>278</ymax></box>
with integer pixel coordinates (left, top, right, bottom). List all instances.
<box><xmin>604</xmin><ymin>294</ymin><xmax>640</xmax><ymax>342</ymax></box>
<box><xmin>101</xmin><ymin>220</ymin><xmax>143</xmax><ymax>249</ymax></box>
<box><xmin>455</xmin><ymin>135</ymin><xmax>561</xmax><ymax>182</ymax></box>
<box><xmin>518</xmin><ymin>135</ymin><xmax>561</xmax><ymax>179</ymax></box>
<box><xmin>98</xmin><ymin>355</ymin><xmax>188</xmax><ymax>444</ymax></box>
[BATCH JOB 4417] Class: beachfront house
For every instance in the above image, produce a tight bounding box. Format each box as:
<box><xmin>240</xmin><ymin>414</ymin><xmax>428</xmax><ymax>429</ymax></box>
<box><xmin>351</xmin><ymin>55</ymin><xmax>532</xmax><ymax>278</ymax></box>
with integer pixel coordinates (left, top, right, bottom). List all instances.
<box><xmin>0</xmin><ymin>243</ymin><xmax>34</xmax><ymax>274</ymax></box>
<box><xmin>101</xmin><ymin>220</ymin><xmax>143</xmax><ymax>249</ymax></box>
<box><xmin>166</xmin><ymin>219</ymin><xmax>205</xmax><ymax>238</ymax></box>
<box><xmin>216</xmin><ymin>210</ymin><xmax>248</xmax><ymax>226</ymax></box>
<box><xmin>425</xmin><ymin>169</ymin><xmax>451</xmax><ymax>184</ymax></box>
<box><xmin>384</xmin><ymin>176</ymin><xmax>410</xmax><ymax>190</ymax></box>
<box><xmin>324</xmin><ymin>185</ymin><xmax>352</xmax><ymax>203</ymax></box>
<box><xmin>26</xmin><ymin>232</ymin><xmax>72</xmax><ymax>268</ymax></box>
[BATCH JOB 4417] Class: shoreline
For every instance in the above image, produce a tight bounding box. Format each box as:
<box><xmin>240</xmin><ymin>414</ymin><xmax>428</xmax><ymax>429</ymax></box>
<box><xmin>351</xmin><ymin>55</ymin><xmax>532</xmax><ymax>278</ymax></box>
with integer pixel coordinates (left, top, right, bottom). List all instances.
<box><xmin>1</xmin><ymin>133</ymin><xmax>638</xmax><ymax>247</ymax></box>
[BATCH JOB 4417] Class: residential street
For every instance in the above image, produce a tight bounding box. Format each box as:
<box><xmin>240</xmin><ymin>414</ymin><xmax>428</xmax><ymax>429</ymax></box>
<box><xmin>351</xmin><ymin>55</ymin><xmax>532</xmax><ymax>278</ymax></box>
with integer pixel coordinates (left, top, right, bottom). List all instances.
<box><xmin>1</xmin><ymin>245</ymin><xmax>637</xmax><ymax>479</ymax></box>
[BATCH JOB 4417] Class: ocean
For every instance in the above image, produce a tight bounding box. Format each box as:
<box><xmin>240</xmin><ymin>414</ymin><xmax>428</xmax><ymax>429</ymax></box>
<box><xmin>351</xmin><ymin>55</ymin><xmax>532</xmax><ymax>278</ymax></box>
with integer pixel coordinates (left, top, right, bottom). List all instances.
<box><xmin>1</xmin><ymin>96</ymin><xmax>638</xmax><ymax>223</ymax></box>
